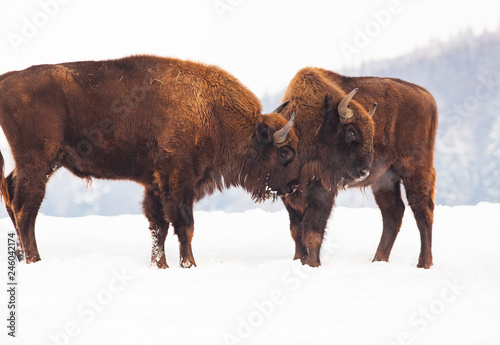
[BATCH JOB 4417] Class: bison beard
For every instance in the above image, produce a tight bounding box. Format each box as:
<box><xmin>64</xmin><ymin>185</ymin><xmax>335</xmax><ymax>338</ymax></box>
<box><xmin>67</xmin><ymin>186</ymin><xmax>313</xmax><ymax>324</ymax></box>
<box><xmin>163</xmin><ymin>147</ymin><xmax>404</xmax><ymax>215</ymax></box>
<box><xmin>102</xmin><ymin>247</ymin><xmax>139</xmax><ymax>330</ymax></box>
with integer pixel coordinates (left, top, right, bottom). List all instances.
<box><xmin>281</xmin><ymin>67</ymin><xmax>437</xmax><ymax>268</ymax></box>
<box><xmin>0</xmin><ymin>55</ymin><xmax>300</xmax><ymax>268</ymax></box>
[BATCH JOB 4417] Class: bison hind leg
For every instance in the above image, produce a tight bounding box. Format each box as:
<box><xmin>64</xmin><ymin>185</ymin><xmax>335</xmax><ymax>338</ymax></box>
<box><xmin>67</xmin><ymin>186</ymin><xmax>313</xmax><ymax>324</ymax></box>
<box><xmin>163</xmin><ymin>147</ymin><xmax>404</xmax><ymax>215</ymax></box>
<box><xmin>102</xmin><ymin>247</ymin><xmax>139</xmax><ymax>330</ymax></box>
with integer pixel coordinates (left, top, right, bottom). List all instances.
<box><xmin>371</xmin><ymin>172</ymin><xmax>405</xmax><ymax>263</ymax></box>
<box><xmin>5</xmin><ymin>172</ymin><xmax>25</xmax><ymax>262</ymax></box>
<box><xmin>6</xmin><ymin>207</ymin><xmax>25</xmax><ymax>262</ymax></box>
<box><xmin>11</xmin><ymin>169</ymin><xmax>53</xmax><ymax>263</ymax></box>
<box><xmin>403</xmin><ymin>167</ymin><xmax>436</xmax><ymax>269</ymax></box>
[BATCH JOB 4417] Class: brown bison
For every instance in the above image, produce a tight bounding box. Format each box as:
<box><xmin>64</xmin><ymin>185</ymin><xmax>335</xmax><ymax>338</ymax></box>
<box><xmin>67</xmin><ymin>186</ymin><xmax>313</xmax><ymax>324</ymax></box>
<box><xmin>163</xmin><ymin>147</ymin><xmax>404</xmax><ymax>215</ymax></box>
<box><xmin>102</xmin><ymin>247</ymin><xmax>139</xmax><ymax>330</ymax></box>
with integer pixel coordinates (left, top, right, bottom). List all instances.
<box><xmin>0</xmin><ymin>55</ymin><xmax>300</xmax><ymax>268</ymax></box>
<box><xmin>281</xmin><ymin>67</ymin><xmax>437</xmax><ymax>269</ymax></box>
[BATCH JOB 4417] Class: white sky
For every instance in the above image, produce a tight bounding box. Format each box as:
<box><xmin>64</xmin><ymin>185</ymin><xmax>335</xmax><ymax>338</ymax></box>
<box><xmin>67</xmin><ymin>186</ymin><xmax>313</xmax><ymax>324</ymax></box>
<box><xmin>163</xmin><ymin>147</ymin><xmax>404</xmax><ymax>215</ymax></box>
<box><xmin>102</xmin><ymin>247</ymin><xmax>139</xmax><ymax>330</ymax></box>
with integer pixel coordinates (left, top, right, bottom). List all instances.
<box><xmin>0</xmin><ymin>0</ymin><xmax>499</xmax><ymax>97</ymax></box>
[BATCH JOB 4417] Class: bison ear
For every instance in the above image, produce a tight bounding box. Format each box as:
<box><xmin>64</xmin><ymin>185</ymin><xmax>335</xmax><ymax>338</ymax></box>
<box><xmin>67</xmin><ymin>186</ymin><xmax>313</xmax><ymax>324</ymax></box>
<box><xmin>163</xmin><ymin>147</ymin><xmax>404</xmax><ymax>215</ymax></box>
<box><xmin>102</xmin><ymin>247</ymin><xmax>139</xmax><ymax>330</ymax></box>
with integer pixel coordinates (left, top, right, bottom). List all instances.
<box><xmin>323</xmin><ymin>94</ymin><xmax>339</xmax><ymax>126</ymax></box>
<box><xmin>255</xmin><ymin>122</ymin><xmax>273</xmax><ymax>146</ymax></box>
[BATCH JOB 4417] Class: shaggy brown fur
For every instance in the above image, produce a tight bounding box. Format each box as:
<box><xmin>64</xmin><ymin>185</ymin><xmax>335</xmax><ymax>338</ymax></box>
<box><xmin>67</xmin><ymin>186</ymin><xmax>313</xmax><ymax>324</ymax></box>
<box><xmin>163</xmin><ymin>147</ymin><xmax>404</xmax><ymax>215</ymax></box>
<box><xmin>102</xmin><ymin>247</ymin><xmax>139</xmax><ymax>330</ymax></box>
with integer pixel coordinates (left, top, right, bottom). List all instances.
<box><xmin>0</xmin><ymin>55</ymin><xmax>300</xmax><ymax>268</ymax></box>
<box><xmin>282</xmin><ymin>67</ymin><xmax>437</xmax><ymax>268</ymax></box>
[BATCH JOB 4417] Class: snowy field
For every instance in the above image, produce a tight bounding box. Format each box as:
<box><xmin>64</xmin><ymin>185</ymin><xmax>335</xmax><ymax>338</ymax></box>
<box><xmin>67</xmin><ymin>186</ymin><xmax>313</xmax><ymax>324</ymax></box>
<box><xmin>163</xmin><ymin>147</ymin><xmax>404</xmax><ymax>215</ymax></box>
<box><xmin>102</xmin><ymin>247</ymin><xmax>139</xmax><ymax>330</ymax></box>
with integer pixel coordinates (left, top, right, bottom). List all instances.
<box><xmin>1</xmin><ymin>203</ymin><xmax>499</xmax><ymax>345</ymax></box>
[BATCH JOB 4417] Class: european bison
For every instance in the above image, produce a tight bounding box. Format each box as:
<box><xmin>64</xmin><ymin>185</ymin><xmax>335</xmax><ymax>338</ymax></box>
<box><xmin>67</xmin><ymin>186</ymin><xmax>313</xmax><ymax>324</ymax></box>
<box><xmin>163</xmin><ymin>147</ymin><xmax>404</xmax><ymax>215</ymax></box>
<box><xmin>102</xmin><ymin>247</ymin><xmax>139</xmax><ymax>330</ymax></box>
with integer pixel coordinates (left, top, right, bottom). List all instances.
<box><xmin>0</xmin><ymin>55</ymin><xmax>300</xmax><ymax>268</ymax></box>
<box><xmin>281</xmin><ymin>67</ymin><xmax>437</xmax><ymax>268</ymax></box>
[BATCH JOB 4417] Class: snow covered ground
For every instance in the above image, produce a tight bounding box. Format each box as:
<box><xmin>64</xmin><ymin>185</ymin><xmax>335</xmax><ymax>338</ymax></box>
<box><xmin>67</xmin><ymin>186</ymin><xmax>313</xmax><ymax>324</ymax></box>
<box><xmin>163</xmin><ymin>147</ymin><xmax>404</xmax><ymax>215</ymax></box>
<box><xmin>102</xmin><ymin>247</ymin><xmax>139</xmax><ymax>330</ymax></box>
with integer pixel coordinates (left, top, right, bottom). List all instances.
<box><xmin>1</xmin><ymin>203</ymin><xmax>499</xmax><ymax>345</ymax></box>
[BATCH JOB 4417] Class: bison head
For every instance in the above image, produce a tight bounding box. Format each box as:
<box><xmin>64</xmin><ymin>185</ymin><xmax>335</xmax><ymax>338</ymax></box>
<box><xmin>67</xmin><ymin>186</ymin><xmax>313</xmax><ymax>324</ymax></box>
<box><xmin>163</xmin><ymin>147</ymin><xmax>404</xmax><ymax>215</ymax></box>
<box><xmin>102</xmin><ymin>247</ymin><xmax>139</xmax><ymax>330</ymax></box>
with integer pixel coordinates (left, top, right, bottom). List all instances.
<box><xmin>243</xmin><ymin>102</ymin><xmax>300</xmax><ymax>202</ymax></box>
<box><xmin>320</xmin><ymin>88</ymin><xmax>376</xmax><ymax>187</ymax></box>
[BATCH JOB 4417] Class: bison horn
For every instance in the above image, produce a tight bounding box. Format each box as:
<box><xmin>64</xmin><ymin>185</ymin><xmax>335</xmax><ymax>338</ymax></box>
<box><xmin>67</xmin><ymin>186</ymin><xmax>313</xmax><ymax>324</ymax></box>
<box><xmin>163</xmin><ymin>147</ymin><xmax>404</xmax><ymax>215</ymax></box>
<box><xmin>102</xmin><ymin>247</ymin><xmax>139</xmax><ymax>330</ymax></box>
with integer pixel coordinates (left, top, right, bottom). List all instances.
<box><xmin>273</xmin><ymin>112</ymin><xmax>296</xmax><ymax>145</ymax></box>
<box><xmin>272</xmin><ymin>100</ymin><xmax>290</xmax><ymax>114</ymax></box>
<box><xmin>338</xmin><ymin>88</ymin><xmax>358</xmax><ymax>120</ymax></box>
<box><xmin>368</xmin><ymin>102</ymin><xmax>377</xmax><ymax>117</ymax></box>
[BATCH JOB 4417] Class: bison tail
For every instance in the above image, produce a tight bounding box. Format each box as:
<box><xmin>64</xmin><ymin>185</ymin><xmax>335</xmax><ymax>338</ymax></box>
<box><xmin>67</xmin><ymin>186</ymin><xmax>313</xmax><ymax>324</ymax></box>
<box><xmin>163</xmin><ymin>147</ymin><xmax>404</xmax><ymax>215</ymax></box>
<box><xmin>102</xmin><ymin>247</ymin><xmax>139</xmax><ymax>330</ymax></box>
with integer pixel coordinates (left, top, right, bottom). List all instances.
<box><xmin>0</xmin><ymin>149</ymin><xmax>11</xmax><ymax>208</ymax></box>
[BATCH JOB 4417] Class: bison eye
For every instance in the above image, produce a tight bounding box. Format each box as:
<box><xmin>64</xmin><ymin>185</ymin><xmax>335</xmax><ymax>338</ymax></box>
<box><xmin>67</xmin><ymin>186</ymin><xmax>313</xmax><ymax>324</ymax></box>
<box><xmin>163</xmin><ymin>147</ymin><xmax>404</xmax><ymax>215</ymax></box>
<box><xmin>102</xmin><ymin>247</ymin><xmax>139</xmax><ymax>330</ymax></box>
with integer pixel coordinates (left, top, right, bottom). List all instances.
<box><xmin>278</xmin><ymin>146</ymin><xmax>295</xmax><ymax>165</ymax></box>
<box><xmin>344</xmin><ymin>125</ymin><xmax>359</xmax><ymax>146</ymax></box>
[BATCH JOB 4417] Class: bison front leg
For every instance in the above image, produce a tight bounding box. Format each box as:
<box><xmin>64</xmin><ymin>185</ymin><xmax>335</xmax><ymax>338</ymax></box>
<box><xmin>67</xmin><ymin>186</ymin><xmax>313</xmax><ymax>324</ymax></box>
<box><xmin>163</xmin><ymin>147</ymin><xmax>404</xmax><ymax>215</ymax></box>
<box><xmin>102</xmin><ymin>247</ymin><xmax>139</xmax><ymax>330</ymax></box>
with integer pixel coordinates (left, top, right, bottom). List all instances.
<box><xmin>403</xmin><ymin>167</ymin><xmax>436</xmax><ymax>269</ymax></box>
<box><xmin>301</xmin><ymin>182</ymin><xmax>334</xmax><ymax>267</ymax></box>
<box><xmin>172</xmin><ymin>203</ymin><xmax>196</xmax><ymax>268</ymax></box>
<box><xmin>163</xmin><ymin>196</ymin><xmax>197</xmax><ymax>268</ymax></box>
<box><xmin>158</xmin><ymin>169</ymin><xmax>197</xmax><ymax>268</ymax></box>
<box><xmin>283</xmin><ymin>202</ymin><xmax>307</xmax><ymax>264</ymax></box>
<box><xmin>301</xmin><ymin>210</ymin><xmax>329</xmax><ymax>267</ymax></box>
<box><xmin>143</xmin><ymin>189</ymin><xmax>170</xmax><ymax>268</ymax></box>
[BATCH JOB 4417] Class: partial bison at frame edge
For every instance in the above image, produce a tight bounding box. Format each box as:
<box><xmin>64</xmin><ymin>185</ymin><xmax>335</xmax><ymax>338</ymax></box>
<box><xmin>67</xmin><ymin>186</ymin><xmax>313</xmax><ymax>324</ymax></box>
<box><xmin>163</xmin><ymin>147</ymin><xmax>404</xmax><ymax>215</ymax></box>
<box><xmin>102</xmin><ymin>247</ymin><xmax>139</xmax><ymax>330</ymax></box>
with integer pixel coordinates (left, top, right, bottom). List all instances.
<box><xmin>281</xmin><ymin>67</ymin><xmax>437</xmax><ymax>268</ymax></box>
<box><xmin>0</xmin><ymin>55</ymin><xmax>300</xmax><ymax>268</ymax></box>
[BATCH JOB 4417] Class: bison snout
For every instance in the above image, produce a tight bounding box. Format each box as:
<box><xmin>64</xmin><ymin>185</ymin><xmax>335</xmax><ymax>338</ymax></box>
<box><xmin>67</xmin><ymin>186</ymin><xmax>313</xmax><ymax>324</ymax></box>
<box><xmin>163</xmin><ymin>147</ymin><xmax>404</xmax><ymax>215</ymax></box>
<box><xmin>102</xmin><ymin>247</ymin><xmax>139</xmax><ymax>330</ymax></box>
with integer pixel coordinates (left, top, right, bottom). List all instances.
<box><xmin>358</xmin><ymin>169</ymin><xmax>369</xmax><ymax>181</ymax></box>
<box><xmin>349</xmin><ymin>168</ymin><xmax>370</xmax><ymax>183</ymax></box>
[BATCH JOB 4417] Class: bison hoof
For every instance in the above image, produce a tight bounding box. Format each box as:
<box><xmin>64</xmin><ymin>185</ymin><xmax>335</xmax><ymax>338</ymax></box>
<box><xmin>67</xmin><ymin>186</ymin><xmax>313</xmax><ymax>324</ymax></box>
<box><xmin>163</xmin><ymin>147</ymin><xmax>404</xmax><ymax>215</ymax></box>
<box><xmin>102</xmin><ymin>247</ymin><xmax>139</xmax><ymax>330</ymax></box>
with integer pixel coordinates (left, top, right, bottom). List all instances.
<box><xmin>151</xmin><ymin>260</ymin><xmax>169</xmax><ymax>269</ymax></box>
<box><xmin>372</xmin><ymin>255</ymin><xmax>389</xmax><ymax>263</ymax></box>
<box><xmin>305</xmin><ymin>257</ymin><xmax>321</xmax><ymax>267</ymax></box>
<box><xmin>25</xmin><ymin>256</ymin><xmax>41</xmax><ymax>264</ymax></box>
<box><xmin>151</xmin><ymin>251</ymin><xmax>169</xmax><ymax>269</ymax></box>
<box><xmin>417</xmin><ymin>260</ymin><xmax>433</xmax><ymax>269</ymax></box>
<box><xmin>293</xmin><ymin>253</ymin><xmax>308</xmax><ymax>265</ymax></box>
<box><xmin>417</xmin><ymin>253</ymin><xmax>433</xmax><ymax>269</ymax></box>
<box><xmin>180</xmin><ymin>258</ymin><xmax>197</xmax><ymax>268</ymax></box>
<box><xmin>372</xmin><ymin>249</ymin><xmax>391</xmax><ymax>262</ymax></box>
<box><xmin>305</xmin><ymin>260</ymin><xmax>321</xmax><ymax>268</ymax></box>
<box><xmin>23</xmin><ymin>250</ymin><xmax>41</xmax><ymax>263</ymax></box>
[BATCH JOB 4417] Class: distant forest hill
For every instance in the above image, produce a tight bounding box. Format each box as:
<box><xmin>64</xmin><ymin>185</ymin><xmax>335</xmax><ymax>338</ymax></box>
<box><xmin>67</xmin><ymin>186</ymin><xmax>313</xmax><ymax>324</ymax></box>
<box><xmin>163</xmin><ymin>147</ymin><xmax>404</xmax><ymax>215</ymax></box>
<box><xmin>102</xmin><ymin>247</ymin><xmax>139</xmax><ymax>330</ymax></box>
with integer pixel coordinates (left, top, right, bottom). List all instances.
<box><xmin>263</xmin><ymin>28</ymin><xmax>500</xmax><ymax>206</ymax></box>
<box><xmin>1</xmin><ymin>29</ymin><xmax>498</xmax><ymax>218</ymax></box>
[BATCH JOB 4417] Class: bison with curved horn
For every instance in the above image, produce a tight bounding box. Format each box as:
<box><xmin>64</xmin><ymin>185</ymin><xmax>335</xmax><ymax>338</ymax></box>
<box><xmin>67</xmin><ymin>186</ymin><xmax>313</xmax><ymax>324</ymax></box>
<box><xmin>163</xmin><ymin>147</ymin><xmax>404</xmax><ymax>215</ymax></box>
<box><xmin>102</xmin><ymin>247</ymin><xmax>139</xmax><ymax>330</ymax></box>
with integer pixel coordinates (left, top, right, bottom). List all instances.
<box><xmin>281</xmin><ymin>67</ymin><xmax>437</xmax><ymax>268</ymax></box>
<box><xmin>0</xmin><ymin>55</ymin><xmax>300</xmax><ymax>268</ymax></box>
